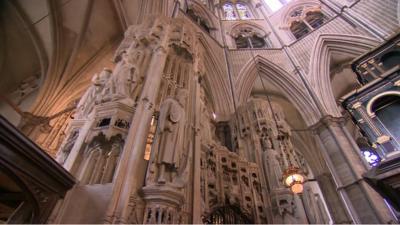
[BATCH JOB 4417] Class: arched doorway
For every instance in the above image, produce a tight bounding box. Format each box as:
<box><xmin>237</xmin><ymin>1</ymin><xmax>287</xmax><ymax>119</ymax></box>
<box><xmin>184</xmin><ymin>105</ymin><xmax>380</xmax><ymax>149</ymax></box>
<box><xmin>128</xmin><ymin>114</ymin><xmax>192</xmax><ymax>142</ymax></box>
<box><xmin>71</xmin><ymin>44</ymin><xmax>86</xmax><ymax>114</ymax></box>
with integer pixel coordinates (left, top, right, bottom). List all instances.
<box><xmin>203</xmin><ymin>205</ymin><xmax>253</xmax><ymax>224</ymax></box>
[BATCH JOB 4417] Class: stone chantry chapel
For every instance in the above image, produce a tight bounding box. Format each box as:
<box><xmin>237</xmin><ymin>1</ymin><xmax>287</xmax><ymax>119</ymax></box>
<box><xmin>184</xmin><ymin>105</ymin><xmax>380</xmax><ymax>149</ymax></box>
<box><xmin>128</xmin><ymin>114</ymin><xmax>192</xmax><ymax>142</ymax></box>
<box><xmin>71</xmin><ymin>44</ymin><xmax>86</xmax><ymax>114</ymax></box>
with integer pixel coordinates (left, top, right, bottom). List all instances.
<box><xmin>1</xmin><ymin>0</ymin><xmax>400</xmax><ymax>224</ymax></box>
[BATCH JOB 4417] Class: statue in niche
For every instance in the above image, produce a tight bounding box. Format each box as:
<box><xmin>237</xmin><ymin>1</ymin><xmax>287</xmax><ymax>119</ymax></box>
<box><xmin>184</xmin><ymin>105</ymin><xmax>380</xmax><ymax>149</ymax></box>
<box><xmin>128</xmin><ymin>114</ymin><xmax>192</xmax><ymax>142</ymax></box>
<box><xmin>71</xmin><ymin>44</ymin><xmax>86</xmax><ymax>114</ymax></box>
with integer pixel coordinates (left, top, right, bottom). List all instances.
<box><xmin>57</xmin><ymin>130</ymin><xmax>79</xmax><ymax>165</ymax></box>
<box><xmin>76</xmin><ymin>74</ymin><xmax>99</xmax><ymax>117</ymax></box>
<box><xmin>227</xmin><ymin>183</ymin><xmax>240</xmax><ymax>205</ymax></box>
<box><xmin>264</xmin><ymin>146</ymin><xmax>284</xmax><ymax>190</ymax></box>
<box><xmin>261</xmin><ymin>136</ymin><xmax>273</xmax><ymax>151</ymax></box>
<box><xmin>114</xmin><ymin>24</ymin><xmax>138</xmax><ymax>62</ymax></box>
<box><xmin>154</xmin><ymin>88</ymin><xmax>188</xmax><ymax>185</ymax></box>
<box><xmin>96</xmin><ymin>69</ymin><xmax>112</xmax><ymax>103</ymax></box>
<box><xmin>107</xmin><ymin>53</ymin><xmax>139</xmax><ymax>101</ymax></box>
<box><xmin>77</xmin><ymin>69</ymin><xmax>111</xmax><ymax>118</ymax></box>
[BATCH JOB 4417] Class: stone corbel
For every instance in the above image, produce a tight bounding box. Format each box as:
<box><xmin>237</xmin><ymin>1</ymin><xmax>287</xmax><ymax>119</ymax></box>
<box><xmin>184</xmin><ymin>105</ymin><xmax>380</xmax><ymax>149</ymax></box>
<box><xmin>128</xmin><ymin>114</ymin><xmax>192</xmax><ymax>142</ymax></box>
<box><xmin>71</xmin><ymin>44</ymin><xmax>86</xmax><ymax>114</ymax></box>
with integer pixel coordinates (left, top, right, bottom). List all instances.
<box><xmin>309</xmin><ymin>115</ymin><xmax>346</xmax><ymax>134</ymax></box>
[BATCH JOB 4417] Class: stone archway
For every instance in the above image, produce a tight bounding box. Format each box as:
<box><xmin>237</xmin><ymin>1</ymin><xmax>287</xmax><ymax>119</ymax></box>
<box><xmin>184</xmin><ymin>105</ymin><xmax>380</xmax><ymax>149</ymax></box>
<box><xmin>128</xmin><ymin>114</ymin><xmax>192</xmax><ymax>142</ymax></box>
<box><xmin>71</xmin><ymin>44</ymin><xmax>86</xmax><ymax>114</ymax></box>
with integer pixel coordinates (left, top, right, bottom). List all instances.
<box><xmin>203</xmin><ymin>205</ymin><xmax>254</xmax><ymax>224</ymax></box>
<box><xmin>308</xmin><ymin>34</ymin><xmax>380</xmax><ymax>116</ymax></box>
<box><xmin>236</xmin><ymin>55</ymin><xmax>321</xmax><ymax>126</ymax></box>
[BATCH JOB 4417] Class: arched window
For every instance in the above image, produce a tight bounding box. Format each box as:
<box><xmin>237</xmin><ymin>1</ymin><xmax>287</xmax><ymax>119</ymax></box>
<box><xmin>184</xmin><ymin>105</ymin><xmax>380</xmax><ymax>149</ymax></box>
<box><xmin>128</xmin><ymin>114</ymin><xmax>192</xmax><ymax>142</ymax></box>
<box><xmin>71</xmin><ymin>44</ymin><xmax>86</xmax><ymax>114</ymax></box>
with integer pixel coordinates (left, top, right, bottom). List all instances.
<box><xmin>287</xmin><ymin>6</ymin><xmax>327</xmax><ymax>39</ymax></box>
<box><xmin>222</xmin><ymin>2</ymin><xmax>252</xmax><ymax>20</ymax></box>
<box><xmin>371</xmin><ymin>94</ymin><xmax>400</xmax><ymax>141</ymax></box>
<box><xmin>236</xmin><ymin>3</ymin><xmax>251</xmax><ymax>19</ymax></box>
<box><xmin>290</xmin><ymin>21</ymin><xmax>310</xmax><ymax>39</ymax></box>
<box><xmin>305</xmin><ymin>11</ymin><xmax>326</xmax><ymax>29</ymax></box>
<box><xmin>223</xmin><ymin>3</ymin><xmax>237</xmax><ymax>20</ymax></box>
<box><xmin>232</xmin><ymin>27</ymin><xmax>270</xmax><ymax>49</ymax></box>
<box><xmin>380</xmin><ymin>51</ymin><xmax>400</xmax><ymax>70</ymax></box>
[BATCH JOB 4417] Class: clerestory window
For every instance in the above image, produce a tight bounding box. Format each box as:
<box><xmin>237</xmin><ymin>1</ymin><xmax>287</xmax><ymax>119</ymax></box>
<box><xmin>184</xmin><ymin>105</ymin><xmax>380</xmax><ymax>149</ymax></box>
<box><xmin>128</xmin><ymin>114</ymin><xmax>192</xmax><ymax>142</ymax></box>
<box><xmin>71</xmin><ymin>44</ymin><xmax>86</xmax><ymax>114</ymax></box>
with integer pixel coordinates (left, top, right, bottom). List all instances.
<box><xmin>233</xmin><ymin>28</ymin><xmax>269</xmax><ymax>49</ymax></box>
<box><xmin>222</xmin><ymin>2</ymin><xmax>252</xmax><ymax>20</ymax></box>
<box><xmin>289</xmin><ymin>7</ymin><xmax>327</xmax><ymax>40</ymax></box>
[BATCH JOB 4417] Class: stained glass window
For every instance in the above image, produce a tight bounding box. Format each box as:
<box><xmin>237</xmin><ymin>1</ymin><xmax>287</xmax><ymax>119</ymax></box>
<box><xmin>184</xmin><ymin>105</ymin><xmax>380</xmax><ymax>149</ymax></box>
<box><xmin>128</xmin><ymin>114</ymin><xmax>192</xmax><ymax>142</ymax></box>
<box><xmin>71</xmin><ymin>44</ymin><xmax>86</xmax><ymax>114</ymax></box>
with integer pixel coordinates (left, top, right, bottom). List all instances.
<box><xmin>236</xmin><ymin>3</ymin><xmax>251</xmax><ymax>19</ymax></box>
<box><xmin>223</xmin><ymin>3</ymin><xmax>237</xmax><ymax>20</ymax></box>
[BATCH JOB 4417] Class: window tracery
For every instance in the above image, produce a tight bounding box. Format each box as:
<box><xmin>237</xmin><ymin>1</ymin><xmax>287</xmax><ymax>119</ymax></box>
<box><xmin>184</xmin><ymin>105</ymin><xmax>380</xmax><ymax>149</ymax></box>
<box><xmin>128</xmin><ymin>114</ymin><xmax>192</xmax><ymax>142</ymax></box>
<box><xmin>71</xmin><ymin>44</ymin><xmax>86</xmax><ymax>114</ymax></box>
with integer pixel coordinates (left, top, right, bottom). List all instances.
<box><xmin>236</xmin><ymin>3</ymin><xmax>251</xmax><ymax>19</ymax></box>
<box><xmin>287</xmin><ymin>6</ymin><xmax>327</xmax><ymax>39</ymax></box>
<box><xmin>232</xmin><ymin>26</ymin><xmax>270</xmax><ymax>49</ymax></box>
<box><xmin>223</xmin><ymin>3</ymin><xmax>237</xmax><ymax>20</ymax></box>
<box><xmin>222</xmin><ymin>2</ymin><xmax>252</xmax><ymax>20</ymax></box>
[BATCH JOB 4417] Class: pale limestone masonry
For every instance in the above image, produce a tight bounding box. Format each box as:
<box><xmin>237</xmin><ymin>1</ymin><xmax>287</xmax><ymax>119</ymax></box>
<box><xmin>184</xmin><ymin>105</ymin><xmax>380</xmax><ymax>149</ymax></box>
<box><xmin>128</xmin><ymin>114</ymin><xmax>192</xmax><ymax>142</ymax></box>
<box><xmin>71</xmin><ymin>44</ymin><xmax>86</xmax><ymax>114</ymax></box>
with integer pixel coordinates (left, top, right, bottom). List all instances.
<box><xmin>1</xmin><ymin>0</ymin><xmax>399</xmax><ymax>224</ymax></box>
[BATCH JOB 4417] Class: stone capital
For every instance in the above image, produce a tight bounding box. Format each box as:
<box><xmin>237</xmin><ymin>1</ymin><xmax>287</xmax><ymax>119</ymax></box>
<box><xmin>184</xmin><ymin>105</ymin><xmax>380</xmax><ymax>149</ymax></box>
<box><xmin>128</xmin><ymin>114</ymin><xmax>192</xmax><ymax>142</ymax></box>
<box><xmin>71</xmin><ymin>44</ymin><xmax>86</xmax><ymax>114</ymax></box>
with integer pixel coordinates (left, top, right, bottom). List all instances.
<box><xmin>141</xmin><ymin>184</ymin><xmax>185</xmax><ymax>206</ymax></box>
<box><xmin>308</xmin><ymin>115</ymin><xmax>346</xmax><ymax>134</ymax></box>
<box><xmin>153</xmin><ymin>45</ymin><xmax>168</xmax><ymax>54</ymax></box>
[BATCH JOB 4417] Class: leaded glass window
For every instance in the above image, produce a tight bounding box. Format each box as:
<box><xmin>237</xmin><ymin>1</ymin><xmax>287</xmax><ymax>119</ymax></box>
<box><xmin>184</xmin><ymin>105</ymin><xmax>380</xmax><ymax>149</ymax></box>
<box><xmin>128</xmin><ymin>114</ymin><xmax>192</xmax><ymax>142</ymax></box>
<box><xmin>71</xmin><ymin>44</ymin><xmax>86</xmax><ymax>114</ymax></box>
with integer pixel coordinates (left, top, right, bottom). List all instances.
<box><xmin>236</xmin><ymin>3</ymin><xmax>251</xmax><ymax>19</ymax></box>
<box><xmin>234</xmin><ymin>28</ymin><xmax>269</xmax><ymax>49</ymax></box>
<box><xmin>223</xmin><ymin>3</ymin><xmax>237</xmax><ymax>20</ymax></box>
<box><xmin>289</xmin><ymin>8</ymin><xmax>327</xmax><ymax>39</ymax></box>
<box><xmin>222</xmin><ymin>2</ymin><xmax>252</xmax><ymax>20</ymax></box>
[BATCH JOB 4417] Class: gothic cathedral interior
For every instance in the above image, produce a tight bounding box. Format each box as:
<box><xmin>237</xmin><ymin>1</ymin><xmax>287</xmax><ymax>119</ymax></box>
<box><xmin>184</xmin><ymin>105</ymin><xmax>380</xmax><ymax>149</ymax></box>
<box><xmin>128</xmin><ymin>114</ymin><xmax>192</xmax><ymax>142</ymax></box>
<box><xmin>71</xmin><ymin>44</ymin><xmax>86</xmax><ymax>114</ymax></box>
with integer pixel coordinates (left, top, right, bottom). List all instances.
<box><xmin>1</xmin><ymin>0</ymin><xmax>400</xmax><ymax>224</ymax></box>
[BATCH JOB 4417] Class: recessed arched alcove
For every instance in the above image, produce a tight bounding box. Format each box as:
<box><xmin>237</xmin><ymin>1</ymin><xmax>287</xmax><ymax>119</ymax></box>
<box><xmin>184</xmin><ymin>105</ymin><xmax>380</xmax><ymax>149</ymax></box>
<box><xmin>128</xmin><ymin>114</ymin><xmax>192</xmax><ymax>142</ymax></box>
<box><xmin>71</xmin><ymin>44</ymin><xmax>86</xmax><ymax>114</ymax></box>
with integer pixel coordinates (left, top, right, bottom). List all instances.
<box><xmin>203</xmin><ymin>204</ymin><xmax>254</xmax><ymax>224</ymax></box>
<box><xmin>368</xmin><ymin>93</ymin><xmax>400</xmax><ymax>141</ymax></box>
<box><xmin>234</xmin><ymin>55</ymin><xmax>333</xmax><ymax>223</ymax></box>
<box><xmin>309</xmin><ymin>34</ymin><xmax>380</xmax><ymax>116</ymax></box>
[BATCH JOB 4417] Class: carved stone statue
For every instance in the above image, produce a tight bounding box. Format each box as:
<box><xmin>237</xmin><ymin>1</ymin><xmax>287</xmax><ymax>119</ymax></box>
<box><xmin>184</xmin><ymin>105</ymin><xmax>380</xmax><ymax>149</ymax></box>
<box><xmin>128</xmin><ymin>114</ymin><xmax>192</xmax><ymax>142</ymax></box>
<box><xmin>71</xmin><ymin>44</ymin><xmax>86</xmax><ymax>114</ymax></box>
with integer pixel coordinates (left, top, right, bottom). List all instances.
<box><xmin>109</xmin><ymin>53</ymin><xmax>138</xmax><ymax>100</ymax></box>
<box><xmin>155</xmin><ymin>89</ymin><xmax>188</xmax><ymax>184</ymax></box>
<box><xmin>77</xmin><ymin>68</ymin><xmax>111</xmax><ymax>118</ymax></box>
<box><xmin>76</xmin><ymin>74</ymin><xmax>99</xmax><ymax>117</ymax></box>
<box><xmin>261</xmin><ymin>137</ymin><xmax>273</xmax><ymax>151</ymax></box>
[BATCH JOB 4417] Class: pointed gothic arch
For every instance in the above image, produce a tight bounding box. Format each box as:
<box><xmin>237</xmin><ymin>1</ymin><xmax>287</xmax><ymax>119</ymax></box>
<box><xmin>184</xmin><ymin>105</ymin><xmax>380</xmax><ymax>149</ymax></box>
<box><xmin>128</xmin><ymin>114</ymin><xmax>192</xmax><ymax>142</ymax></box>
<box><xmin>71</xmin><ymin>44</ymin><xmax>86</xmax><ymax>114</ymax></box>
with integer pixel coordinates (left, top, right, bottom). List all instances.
<box><xmin>279</xmin><ymin>0</ymin><xmax>322</xmax><ymax>28</ymax></box>
<box><xmin>308</xmin><ymin>34</ymin><xmax>380</xmax><ymax>116</ymax></box>
<box><xmin>229</xmin><ymin>22</ymin><xmax>271</xmax><ymax>48</ymax></box>
<box><xmin>230</xmin><ymin>21</ymin><xmax>268</xmax><ymax>38</ymax></box>
<box><xmin>236</xmin><ymin>55</ymin><xmax>321</xmax><ymax>126</ymax></box>
<box><xmin>203</xmin><ymin>204</ymin><xmax>254</xmax><ymax>224</ymax></box>
<box><xmin>197</xmin><ymin>34</ymin><xmax>234</xmax><ymax>115</ymax></box>
<box><xmin>186</xmin><ymin>0</ymin><xmax>217</xmax><ymax>34</ymax></box>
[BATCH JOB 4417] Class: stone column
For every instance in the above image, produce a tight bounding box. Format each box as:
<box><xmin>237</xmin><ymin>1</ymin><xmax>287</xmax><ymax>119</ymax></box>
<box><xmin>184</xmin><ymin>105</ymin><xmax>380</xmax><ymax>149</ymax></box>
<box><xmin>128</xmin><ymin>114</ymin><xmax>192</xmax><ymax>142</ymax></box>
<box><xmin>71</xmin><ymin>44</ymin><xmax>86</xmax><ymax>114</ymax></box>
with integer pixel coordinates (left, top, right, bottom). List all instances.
<box><xmin>311</xmin><ymin>115</ymin><xmax>395</xmax><ymax>223</ymax></box>
<box><xmin>105</xmin><ymin>46</ymin><xmax>169</xmax><ymax>224</ymax></box>
<box><xmin>191</xmin><ymin>74</ymin><xmax>202</xmax><ymax>224</ymax></box>
<box><xmin>314</xmin><ymin>172</ymin><xmax>351</xmax><ymax>223</ymax></box>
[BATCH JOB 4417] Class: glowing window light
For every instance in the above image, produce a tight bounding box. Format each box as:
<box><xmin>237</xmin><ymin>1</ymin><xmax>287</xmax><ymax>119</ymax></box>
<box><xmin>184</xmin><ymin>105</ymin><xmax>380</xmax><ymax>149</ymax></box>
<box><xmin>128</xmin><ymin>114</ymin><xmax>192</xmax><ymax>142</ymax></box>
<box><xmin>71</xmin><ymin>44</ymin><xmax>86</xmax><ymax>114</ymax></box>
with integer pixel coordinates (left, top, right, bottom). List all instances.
<box><xmin>236</xmin><ymin>3</ymin><xmax>251</xmax><ymax>19</ymax></box>
<box><xmin>361</xmin><ymin>149</ymin><xmax>381</xmax><ymax>167</ymax></box>
<box><xmin>264</xmin><ymin>0</ymin><xmax>292</xmax><ymax>12</ymax></box>
<box><xmin>223</xmin><ymin>3</ymin><xmax>237</xmax><ymax>20</ymax></box>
